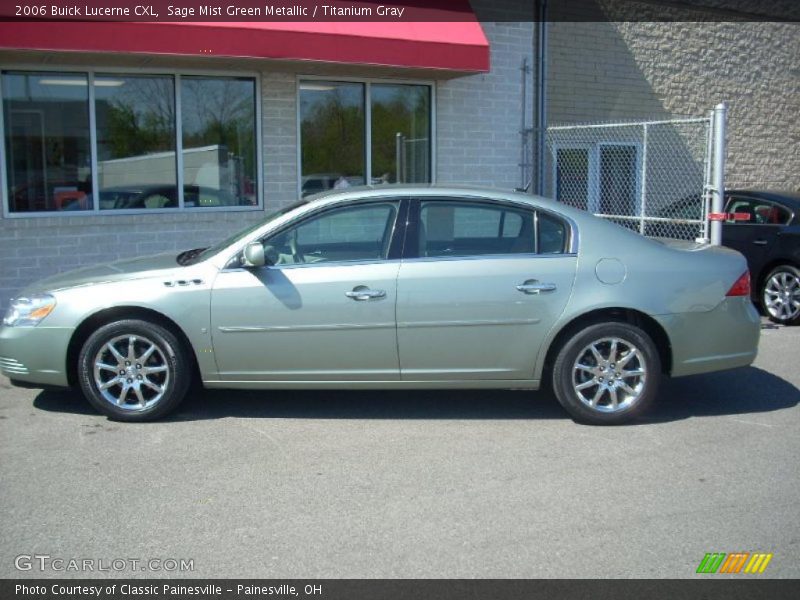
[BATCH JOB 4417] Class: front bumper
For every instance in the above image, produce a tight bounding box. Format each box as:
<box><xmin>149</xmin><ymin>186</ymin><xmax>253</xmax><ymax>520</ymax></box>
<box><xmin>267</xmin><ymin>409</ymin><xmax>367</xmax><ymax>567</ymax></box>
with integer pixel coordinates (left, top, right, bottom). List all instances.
<box><xmin>0</xmin><ymin>325</ymin><xmax>74</xmax><ymax>388</ymax></box>
<box><xmin>654</xmin><ymin>297</ymin><xmax>760</xmax><ymax>378</ymax></box>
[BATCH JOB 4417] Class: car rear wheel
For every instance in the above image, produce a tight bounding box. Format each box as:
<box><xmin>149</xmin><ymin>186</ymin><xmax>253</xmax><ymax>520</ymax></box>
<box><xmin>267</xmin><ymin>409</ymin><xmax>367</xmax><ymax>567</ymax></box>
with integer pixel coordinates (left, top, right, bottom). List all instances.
<box><xmin>551</xmin><ymin>322</ymin><xmax>661</xmax><ymax>425</ymax></box>
<box><xmin>77</xmin><ymin>319</ymin><xmax>190</xmax><ymax>421</ymax></box>
<box><xmin>762</xmin><ymin>265</ymin><xmax>800</xmax><ymax>326</ymax></box>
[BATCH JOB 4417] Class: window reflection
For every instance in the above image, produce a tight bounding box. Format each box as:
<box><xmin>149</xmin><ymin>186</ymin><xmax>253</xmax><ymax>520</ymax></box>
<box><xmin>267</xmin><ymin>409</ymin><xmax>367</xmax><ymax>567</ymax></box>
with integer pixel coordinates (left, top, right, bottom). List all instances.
<box><xmin>371</xmin><ymin>84</ymin><xmax>430</xmax><ymax>184</ymax></box>
<box><xmin>95</xmin><ymin>74</ymin><xmax>176</xmax><ymax>210</ymax></box>
<box><xmin>2</xmin><ymin>71</ymin><xmax>93</xmax><ymax>212</ymax></box>
<box><xmin>181</xmin><ymin>77</ymin><xmax>257</xmax><ymax>207</ymax></box>
<box><xmin>299</xmin><ymin>81</ymin><xmax>365</xmax><ymax>197</ymax></box>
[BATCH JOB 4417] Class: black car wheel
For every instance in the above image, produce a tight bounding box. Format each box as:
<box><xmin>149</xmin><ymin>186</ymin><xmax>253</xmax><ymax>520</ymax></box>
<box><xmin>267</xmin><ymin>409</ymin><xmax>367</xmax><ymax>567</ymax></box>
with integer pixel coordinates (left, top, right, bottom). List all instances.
<box><xmin>77</xmin><ymin>319</ymin><xmax>191</xmax><ymax>421</ymax></box>
<box><xmin>762</xmin><ymin>265</ymin><xmax>800</xmax><ymax>325</ymax></box>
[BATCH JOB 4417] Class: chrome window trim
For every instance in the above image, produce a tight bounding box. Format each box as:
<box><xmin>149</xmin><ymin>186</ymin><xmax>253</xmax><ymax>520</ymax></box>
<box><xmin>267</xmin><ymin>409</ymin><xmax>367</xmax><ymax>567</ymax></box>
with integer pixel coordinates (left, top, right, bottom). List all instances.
<box><xmin>399</xmin><ymin>252</ymin><xmax>577</xmax><ymax>265</ymax></box>
<box><xmin>222</xmin><ymin>258</ymin><xmax>404</xmax><ymax>273</ymax></box>
<box><xmin>221</xmin><ymin>251</ymin><xmax>577</xmax><ymax>274</ymax></box>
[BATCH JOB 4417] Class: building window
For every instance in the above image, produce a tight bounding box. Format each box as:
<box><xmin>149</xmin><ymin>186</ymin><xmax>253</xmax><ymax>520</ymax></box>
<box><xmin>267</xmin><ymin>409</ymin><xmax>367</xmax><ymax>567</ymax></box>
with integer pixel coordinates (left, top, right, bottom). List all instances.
<box><xmin>2</xmin><ymin>71</ymin><xmax>93</xmax><ymax>212</ymax></box>
<box><xmin>299</xmin><ymin>81</ymin><xmax>366</xmax><ymax>196</ymax></box>
<box><xmin>299</xmin><ymin>79</ymin><xmax>432</xmax><ymax>197</ymax></box>
<box><xmin>181</xmin><ymin>76</ymin><xmax>258</xmax><ymax>208</ymax></box>
<box><xmin>1</xmin><ymin>69</ymin><xmax>259</xmax><ymax>215</ymax></box>
<box><xmin>370</xmin><ymin>84</ymin><xmax>430</xmax><ymax>184</ymax></box>
<box><xmin>95</xmin><ymin>75</ymin><xmax>177</xmax><ymax>210</ymax></box>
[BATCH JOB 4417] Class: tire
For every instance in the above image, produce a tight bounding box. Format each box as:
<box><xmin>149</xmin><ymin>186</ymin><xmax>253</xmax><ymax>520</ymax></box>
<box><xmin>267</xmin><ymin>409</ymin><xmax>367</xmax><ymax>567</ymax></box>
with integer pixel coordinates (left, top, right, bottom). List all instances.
<box><xmin>77</xmin><ymin>319</ymin><xmax>191</xmax><ymax>421</ymax></box>
<box><xmin>551</xmin><ymin>322</ymin><xmax>661</xmax><ymax>425</ymax></box>
<box><xmin>761</xmin><ymin>265</ymin><xmax>800</xmax><ymax>326</ymax></box>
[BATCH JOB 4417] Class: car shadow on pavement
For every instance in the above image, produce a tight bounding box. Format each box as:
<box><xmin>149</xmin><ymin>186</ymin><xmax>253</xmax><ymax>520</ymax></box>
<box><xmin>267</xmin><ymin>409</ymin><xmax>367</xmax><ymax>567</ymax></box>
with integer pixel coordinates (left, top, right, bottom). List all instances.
<box><xmin>641</xmin><ymin>366</ymin><xmax>799</xmax><ymax>424</ymax></box>
<box><xmin>31</xmin><ymin>366</ymin><xmax>798</xmax><ymax>424</ymax></box>
<box><xmin>33</xmin><ymin>386</ymin><xmax>567</xmax><ymax>421</ymax></box>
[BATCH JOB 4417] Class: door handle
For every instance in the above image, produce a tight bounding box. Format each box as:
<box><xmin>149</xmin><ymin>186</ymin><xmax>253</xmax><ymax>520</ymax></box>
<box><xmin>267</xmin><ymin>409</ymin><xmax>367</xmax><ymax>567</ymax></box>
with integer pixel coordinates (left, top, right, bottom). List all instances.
<box><xmin>345</xmin><ymin>286</ymin><xmax>386</xmax><ymax>301</ymax></box>
<box><xmin>753</xmin><ymin>239</ymin><xmax>768</xmax><ymax>246</ymax></box>
<box><xmin>516</xmin><ymin>280</ymin><xmax>557</xmax><ymax>294</ymax></box>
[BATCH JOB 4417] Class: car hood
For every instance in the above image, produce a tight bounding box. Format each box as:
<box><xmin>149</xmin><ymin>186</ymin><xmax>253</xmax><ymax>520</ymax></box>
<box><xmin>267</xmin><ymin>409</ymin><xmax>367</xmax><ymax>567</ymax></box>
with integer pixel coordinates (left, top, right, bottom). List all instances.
<box><xmin>21</xmin><ymin>253</ymin><xmax>183</xmax><ymax>296</ymax></box>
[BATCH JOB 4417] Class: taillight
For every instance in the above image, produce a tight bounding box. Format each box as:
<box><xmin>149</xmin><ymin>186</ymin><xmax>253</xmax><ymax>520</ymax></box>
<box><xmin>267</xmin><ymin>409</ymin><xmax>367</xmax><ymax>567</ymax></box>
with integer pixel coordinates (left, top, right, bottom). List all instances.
<box><xmin>726</xmin><ymin>271</ymin><xmax>751</xmax><ymax>297</ymax></box>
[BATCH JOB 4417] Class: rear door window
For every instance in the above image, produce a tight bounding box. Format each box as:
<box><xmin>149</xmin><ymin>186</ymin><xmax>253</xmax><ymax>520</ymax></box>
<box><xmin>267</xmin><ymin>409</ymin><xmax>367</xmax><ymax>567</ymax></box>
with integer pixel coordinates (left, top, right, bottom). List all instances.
<box><xmin>418</xmin><ymin>201</ymin><xmax>535</xmax><ymax>258</ymax></box>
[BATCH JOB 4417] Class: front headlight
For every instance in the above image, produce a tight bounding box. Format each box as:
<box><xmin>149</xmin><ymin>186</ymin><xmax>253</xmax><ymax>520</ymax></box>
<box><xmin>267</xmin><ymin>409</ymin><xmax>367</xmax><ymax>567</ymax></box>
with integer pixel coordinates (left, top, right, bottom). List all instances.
<box><xmin>2</xmin><ymin>294</ymin><xmax>57</xmax><ymax>327</ymax></box>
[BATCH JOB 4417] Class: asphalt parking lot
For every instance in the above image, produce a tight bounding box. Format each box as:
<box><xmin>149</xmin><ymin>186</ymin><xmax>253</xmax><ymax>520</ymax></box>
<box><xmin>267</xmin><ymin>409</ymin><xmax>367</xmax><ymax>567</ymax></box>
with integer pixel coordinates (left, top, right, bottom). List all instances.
<box><xmin>1</xmin><ymin>318</ymin><xmax>798</xmax><ymax>579</ymax></box>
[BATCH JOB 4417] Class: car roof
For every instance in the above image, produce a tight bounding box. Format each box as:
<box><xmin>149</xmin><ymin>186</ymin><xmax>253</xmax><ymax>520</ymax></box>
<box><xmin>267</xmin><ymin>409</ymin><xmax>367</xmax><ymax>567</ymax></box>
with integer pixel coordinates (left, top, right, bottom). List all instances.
<box><xmin>307</xmin><ymin>184</ymin><xmax>542</xmax><ymax>204</ymax></box>
<box><xmin>303</xmin><ymin>184</ymin><xmax>596</xmax><ymax>224</ymax></box>
<box><xmin>727</xmin><ymin>189</ymin><xmax>800</xmax><ymax>210</ymax></box>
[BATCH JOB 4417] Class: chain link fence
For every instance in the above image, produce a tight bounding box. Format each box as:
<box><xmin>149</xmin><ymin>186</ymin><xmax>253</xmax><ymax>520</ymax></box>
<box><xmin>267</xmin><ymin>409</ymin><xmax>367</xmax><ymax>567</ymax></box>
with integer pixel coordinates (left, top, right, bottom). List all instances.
<box><xmin>543</xmin><ymin>116</ymin><xmax>714</xmax><ymax>240</ymax></box>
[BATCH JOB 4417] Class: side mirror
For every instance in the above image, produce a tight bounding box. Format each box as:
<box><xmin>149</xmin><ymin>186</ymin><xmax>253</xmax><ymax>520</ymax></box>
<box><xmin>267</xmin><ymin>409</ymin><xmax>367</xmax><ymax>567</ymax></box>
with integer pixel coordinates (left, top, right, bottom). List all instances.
<box><xmin>242</xmin><ymin>241</ymin><xmax>266</xmax><ymax>268</ymax></box>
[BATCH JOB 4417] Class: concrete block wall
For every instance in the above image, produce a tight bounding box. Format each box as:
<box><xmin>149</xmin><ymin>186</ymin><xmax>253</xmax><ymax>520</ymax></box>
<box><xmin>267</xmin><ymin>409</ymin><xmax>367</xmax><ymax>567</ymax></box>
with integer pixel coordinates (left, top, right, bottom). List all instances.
<box><xmin>547</xmin><ymin>20</ymin><xmax>800</xmax><ymax>190</ymax></box>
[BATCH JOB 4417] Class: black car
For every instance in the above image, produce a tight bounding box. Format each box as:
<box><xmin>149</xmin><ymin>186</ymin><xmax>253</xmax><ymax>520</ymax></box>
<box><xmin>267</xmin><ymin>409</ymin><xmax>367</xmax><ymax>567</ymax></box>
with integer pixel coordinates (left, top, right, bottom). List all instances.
<box><xmin>722</xmin><ymin>190</ymin><xmax>800</xmax><ymax>325</ymax></box>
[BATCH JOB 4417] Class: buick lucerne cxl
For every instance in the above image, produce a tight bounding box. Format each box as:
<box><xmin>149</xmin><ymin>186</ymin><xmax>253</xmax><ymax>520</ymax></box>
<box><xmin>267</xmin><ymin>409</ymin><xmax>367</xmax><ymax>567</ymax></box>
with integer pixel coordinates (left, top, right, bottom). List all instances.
<box><xmin>0</xmin><ymin>186</ymin><xmax>760</xmax><ymax>424</ymax></box>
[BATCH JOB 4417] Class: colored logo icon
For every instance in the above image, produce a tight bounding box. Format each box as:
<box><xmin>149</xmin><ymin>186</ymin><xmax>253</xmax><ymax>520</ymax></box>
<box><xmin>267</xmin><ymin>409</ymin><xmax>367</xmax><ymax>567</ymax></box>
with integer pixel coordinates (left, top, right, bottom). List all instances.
<box><xmin>696</xmin><ymin>552</ymin><xmax>773</xmax><ymax>574</ymax></box>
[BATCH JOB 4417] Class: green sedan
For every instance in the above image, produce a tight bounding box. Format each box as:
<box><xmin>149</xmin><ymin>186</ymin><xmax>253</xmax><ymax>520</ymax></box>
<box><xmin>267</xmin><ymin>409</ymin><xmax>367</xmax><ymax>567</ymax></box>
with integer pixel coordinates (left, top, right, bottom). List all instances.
<box><xmin>0</xmin><ymin>186</ymin><xmax>760</xmax><ymax>424</ymax></box>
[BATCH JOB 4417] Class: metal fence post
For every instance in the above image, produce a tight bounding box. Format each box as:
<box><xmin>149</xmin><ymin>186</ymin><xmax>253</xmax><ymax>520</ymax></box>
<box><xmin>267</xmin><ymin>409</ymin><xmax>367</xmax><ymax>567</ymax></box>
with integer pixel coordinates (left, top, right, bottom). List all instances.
<box><xmin>639</xmin><ymin>123</ymin><xmax>648</xmax><ymax>235</ymax></box>
<box><xmin>710</xmin><ymin>102</ymin><xmax>727</xmax><ymax>246</ymax></box>
<box><xmin>700</xmin><ymin>114</ymin><xmax>714</xmax><ymax>243</ymax></box>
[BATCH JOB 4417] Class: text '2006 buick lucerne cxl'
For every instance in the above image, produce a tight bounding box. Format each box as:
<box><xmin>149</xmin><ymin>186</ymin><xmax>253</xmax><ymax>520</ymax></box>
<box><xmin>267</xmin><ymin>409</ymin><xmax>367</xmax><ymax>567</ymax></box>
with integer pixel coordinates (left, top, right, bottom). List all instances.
<box><xmin>0</xmin><ymin>186</ymin><xmax>760</xmax><ymax>424</ymax></box>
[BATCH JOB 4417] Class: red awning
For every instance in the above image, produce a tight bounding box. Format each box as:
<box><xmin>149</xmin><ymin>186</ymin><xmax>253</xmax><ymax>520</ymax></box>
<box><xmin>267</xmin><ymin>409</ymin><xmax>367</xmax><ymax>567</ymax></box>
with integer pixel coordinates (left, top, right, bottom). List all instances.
<box><xmin>0</xmin><ymin>20</ymin><xmax>489</xmax><ymax>73</ymax></box>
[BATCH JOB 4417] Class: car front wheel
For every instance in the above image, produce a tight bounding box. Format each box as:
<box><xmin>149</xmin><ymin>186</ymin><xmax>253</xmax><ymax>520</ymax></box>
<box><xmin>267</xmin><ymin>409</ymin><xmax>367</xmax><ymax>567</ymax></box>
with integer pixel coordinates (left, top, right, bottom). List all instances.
<box><xmin>77</xmin><ymin>319</ymin><xmax>190</xmax><ymax>421</ymax></box>
<box><xmin>551</xmin><ymin>322</ymin><xmax>661</xmax><ymax>425</ymax></box>
<box><xmin>762</xmin><ymin>265</ymin><xmax>800</xmax><ymax>326</ymax></box>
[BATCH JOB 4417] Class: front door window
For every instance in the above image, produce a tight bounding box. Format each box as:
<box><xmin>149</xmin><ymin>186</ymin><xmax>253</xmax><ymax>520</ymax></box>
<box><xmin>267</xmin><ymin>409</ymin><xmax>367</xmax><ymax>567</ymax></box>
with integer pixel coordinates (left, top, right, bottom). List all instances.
<box><xmin>265</xmin><ymin>202</ymin><xmax>398</xmax><ymax>265</ymax></box>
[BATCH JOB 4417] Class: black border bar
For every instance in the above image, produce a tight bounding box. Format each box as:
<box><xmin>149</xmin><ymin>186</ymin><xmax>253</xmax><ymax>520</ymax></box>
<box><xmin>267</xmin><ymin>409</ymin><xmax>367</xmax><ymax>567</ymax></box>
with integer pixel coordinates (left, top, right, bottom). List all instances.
<box><xmin>3</xmin><ymin>579</ymin><xmax>800</xmax><ymax>600</ymax></box>
<box><xmin>1</xmin><ymin>0</ymin><xmax>799</xmax><ymax>23</ymax></box>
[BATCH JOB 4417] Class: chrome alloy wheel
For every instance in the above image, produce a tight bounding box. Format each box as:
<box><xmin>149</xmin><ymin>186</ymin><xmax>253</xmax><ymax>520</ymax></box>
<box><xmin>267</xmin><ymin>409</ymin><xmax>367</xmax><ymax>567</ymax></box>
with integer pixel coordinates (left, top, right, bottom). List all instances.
<box><xmin>92</xmin><ymin>334</ymin><xmax>170</xmax><ymax>411</ymax></box>
<box><xmin>763</xmin><ymin>270</ymin><xmax>800</xmax><ymax>322</ymax></box>
<box><xmin>571</xmin><ymin>337</ymin><xmax>646</xmax><ymax>413</ymax></box>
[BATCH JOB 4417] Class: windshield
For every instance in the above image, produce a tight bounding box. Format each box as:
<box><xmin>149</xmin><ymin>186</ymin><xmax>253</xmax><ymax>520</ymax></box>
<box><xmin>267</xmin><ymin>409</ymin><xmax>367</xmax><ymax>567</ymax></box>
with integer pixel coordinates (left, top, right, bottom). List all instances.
<box><xmin>181</xmin><ymin>200</ymin><xmax>307</xmax><ymax>266</ymax></box>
